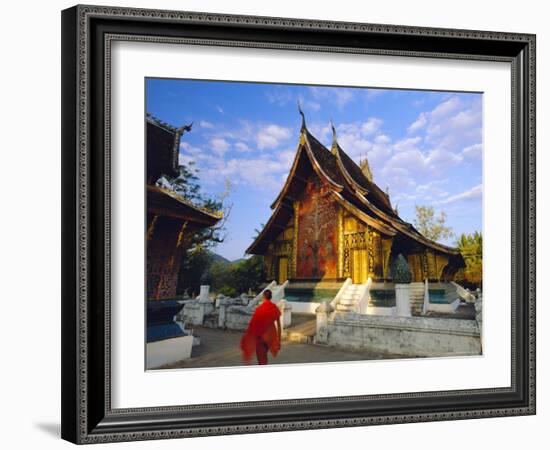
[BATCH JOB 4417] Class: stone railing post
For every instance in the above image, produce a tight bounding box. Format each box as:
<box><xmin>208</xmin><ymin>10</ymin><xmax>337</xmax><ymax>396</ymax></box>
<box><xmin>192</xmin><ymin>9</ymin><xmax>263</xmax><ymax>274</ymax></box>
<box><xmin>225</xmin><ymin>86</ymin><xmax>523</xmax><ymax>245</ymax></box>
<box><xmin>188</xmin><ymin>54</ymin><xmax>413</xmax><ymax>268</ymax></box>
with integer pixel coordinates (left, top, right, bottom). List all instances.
<box><xmin>277</xmin><ymin>299</ymin><xmax>292</xmax><ymax>329</ymax></box>
<box><xmin>395</xmin><ymin>284</ymin><xmax>412</xmax><ymax>317</ymax></box>
<box><xmin>218</xmin><ymin>298</ymin><xmax>233</xmax><ymax>328</ymax></box>
<box><xmin>475</xmin><ymin>291</ymin><xmax>483</xmax><ymax>338</ymax></box>
<box><xmin>197</xmin><ymin>285</ymin><xmax>213</xmax><ymax>324</ymax></box>
<box><xmin>314</xmin><ymin>302</ymin><xmax>334</xmax><ymax>345</ymax></box>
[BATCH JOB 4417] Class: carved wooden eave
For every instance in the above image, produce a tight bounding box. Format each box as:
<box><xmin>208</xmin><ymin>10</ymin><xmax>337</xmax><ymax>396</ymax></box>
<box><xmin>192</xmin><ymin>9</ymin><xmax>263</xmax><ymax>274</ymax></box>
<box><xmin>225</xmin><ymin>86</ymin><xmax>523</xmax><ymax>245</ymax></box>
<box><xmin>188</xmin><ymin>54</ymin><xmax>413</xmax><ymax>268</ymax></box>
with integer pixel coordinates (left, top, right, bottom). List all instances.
<box><xmin>331</xmin><ymin>191</ymin><xmax>397</xmax><ymax>237</ymax></box>
<box><xmin>147</xmin><ymin>185</ymin><xmax>223</xmax><ymax>226</ymax></box>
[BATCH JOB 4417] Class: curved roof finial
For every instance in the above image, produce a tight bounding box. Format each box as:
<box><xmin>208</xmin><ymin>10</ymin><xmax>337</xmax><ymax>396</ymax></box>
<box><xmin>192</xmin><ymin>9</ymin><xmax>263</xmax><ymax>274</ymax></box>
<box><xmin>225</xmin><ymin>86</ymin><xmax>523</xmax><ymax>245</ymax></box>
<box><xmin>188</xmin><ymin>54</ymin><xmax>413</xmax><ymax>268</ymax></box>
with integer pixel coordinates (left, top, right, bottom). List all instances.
<box><xmin>330</xmin><ymin>118</ymin><xmax>339</xmax><ymax>155</ymax></box>
<box><xmin>297</xmin><ymin>100</ymin><xmax>306</xmax><ymax>130</ymax></box>
<box><xmin>177</xmin><ymin>122</ymin><xmax>193</xmax><ymax>135</ymax></box>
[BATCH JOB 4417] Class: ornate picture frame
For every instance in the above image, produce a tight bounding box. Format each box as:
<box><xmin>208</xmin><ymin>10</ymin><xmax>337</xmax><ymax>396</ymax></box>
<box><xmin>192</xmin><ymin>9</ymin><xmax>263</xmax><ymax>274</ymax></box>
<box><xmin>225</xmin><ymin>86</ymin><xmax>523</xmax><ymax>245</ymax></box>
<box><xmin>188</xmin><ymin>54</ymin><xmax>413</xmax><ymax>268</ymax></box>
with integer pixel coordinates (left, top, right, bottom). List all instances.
<box><xmin>61</xmin><ymin>5</ymin><xmax>536</xmax><ymax>444</ymax></box>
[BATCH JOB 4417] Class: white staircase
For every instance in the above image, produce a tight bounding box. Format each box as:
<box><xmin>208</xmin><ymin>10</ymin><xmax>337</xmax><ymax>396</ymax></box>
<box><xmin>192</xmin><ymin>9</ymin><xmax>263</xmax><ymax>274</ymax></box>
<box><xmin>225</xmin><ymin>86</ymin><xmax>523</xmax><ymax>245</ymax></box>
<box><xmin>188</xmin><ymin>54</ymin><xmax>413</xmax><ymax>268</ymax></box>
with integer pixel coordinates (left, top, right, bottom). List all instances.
<box><xmin>247</xmin><ymin>280</ymin><xmax>288</xmax><ymax>308</ymax></box>
<box><xmin>335</xmin><ymin>284</ymin><xmax>365</xmax><ymax>312</ymax></box>
<box><xmin>409</xmin><ymin>282</ymin><xmax>425</xmax><ymax>316</ymax></box>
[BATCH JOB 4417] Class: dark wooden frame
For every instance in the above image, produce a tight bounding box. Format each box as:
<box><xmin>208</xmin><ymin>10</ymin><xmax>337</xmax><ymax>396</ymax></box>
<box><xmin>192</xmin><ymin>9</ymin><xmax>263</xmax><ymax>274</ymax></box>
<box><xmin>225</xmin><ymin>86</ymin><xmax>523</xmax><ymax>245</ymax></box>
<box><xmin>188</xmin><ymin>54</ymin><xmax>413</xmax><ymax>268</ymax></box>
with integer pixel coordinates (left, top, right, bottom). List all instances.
<box><xmin>61</xmin><ymin>4</ymin><xmax>536</xmax><ymax>444</ymax></box>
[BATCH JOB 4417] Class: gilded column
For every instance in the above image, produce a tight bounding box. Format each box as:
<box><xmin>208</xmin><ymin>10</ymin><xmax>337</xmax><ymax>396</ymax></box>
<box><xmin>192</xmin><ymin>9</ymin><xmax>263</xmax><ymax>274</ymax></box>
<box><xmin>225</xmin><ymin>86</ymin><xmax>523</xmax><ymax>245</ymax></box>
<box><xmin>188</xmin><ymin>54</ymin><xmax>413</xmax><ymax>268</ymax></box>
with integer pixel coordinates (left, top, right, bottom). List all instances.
<box><xmin>337</xmin><ymin>206</ymin><xmax>344</xmax><ymax>278</ymax></box>
<box><xmin>367</xmin><ymin>226</ymin><xmax>374</xmax><ymax>277</ymax></box>
<box><xmin>292</xmin><ymin>201</ymin><xmax>299</xmax><ymax>278</ymax></box>
<box><xmin>381</xmin><ymin>238</ymin><xmax>392</xmax><ymax>280</ymax></box>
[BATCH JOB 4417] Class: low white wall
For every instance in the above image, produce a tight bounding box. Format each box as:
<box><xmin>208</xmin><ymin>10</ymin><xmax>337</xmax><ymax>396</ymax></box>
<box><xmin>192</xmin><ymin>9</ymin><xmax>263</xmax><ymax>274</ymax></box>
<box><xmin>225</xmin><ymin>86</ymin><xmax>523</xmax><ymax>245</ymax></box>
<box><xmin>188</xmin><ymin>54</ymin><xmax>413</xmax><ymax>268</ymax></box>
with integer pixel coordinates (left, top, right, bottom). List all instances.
<box><xmin>225</xmin><ymin>306</ymin><xmax>253</xmax><ymax>331</ymax></box>
<box><xmin>146</xmin><ymin>335</ymin><xmax>194</xmax><ymax>369</ymax></box>
<box><xmin>366</xmin><ymin>306</ymin><xmax>396</xmax><ymax>316</ymax></box>
<box><xmin>428</xmin><ymin>298</ymin><xmax>461</xmax><ymax>313</ymax></box>
<box><xmin>324</xmin><ymin>313</ymin><xmax>481</xmax><ymax>357</ymax></box>
<box><xmin>287</xmin><ymin>301</ymin><xmax>318</xmax><ymax>314</ymax></box>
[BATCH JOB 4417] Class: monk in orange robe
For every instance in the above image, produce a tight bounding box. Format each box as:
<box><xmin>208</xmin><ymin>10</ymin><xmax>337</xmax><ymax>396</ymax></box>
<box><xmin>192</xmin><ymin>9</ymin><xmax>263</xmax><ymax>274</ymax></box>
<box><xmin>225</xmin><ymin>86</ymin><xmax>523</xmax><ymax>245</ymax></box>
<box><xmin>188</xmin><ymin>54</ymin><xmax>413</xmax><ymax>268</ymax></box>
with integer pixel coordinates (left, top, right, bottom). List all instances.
<box><xmin>240</xmin><ymin>289</ymin><xmax>282</xmax><ymax>365</ymax></box>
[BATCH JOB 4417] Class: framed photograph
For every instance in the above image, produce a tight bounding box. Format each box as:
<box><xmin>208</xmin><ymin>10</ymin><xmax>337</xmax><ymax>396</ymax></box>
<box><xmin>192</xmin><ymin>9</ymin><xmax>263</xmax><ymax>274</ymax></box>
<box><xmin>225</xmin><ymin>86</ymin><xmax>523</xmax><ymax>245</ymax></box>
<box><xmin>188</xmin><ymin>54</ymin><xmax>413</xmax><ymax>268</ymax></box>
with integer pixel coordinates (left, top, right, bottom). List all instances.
<box><xmin>61</xmin><ymin>5</ymin><xmax>536</xmax><ymax>444</ymax></box>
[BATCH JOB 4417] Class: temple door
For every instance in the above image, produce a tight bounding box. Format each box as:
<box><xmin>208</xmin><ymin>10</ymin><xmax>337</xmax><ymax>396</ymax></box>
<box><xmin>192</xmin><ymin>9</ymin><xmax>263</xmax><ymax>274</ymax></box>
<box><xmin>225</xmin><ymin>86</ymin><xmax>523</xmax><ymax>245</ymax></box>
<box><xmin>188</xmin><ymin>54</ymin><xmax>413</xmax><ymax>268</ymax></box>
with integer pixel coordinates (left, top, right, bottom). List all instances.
<box><xmin>351</xmin><ymin>249</ymin><xmax>367</xmax><ymax>284</ymax></box>
<box><xmin>277</xmin><ymin>257</ymin><xmax>288</xmax><ymax>284</ymax></box>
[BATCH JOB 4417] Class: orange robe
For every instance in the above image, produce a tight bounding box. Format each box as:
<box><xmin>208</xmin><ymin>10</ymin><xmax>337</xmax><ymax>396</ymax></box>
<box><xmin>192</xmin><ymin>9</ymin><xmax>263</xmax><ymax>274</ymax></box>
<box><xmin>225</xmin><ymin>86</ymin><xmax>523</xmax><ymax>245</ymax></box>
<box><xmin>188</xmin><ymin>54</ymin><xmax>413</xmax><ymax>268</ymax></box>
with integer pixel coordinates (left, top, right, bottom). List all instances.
<box><xmin>240</xmin><ymin>300</ymin><xmax>281</xmax><ymax>364</ymax></box>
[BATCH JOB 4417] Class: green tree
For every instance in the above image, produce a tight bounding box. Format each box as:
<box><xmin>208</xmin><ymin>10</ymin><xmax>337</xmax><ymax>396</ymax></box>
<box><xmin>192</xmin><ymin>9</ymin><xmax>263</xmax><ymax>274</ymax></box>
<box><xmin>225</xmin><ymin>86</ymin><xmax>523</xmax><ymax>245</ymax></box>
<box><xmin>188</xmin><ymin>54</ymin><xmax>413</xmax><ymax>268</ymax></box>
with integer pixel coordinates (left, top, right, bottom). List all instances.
<box><xmin>456</xmin><ymin>231</ymin><xmax>483</xmax><ymax>287</ymax></box>
<box><xmin>413</xmin><ymin>205</ymin><xmax>454</xmax><ymax>242</ymax></box>
<box><xmin>201</xmin><ymin>255</ymin><xmax>265</xmax><ymax>298</ymax></box>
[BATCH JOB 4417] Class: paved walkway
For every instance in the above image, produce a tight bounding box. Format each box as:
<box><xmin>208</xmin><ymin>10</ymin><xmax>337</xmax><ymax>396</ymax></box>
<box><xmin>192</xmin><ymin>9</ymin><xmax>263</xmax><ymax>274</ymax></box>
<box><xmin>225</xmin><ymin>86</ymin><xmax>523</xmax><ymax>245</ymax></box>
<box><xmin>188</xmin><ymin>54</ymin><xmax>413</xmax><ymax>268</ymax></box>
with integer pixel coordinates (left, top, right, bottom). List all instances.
<box><xmin>160</xmin><ymin>322</ymin><xmax>403</xmax><ymax>370</ymax></box>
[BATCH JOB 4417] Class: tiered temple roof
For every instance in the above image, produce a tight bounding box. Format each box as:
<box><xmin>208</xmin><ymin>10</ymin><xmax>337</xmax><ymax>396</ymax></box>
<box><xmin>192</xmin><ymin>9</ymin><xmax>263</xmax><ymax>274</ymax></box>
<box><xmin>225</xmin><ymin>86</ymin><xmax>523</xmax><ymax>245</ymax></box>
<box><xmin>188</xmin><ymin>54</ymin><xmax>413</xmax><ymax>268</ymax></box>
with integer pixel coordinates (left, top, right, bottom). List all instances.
<box><xmin>247</xmin><ymin>117</ymin><xmax>460</xmax><ymax>258</ymax></box>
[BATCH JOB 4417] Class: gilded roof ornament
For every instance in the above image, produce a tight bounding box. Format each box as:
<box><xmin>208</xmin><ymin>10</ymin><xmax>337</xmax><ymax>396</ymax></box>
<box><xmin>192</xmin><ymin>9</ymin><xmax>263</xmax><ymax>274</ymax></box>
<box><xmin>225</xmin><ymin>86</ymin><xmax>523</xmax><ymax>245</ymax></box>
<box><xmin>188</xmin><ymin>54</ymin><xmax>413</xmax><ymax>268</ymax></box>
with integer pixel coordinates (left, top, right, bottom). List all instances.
<box><xmin>359</xmin><ymin>154</ymin><xmax>374</xmax><ymax>182</ymax></box>
<box><xmin>297</xmin><ymin>100</ymin><xmax>306</xmax><ymax>130</ymax></box>
<box><xmin>330</xmin><ymin>119</ymin><xmax>338</xmax><ymax>155</ymax></box>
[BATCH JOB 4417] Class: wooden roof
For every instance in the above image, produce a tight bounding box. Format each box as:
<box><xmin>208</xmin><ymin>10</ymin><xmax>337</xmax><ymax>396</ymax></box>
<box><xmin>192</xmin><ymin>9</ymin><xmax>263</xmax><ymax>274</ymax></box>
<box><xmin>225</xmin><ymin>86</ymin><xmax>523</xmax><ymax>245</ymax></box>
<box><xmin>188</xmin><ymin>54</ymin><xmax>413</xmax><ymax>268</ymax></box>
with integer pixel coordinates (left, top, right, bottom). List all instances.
<box><xmin>147</xmin><ymin>186</ymin><xmax>223</xmax><ymax>226</ymax></box>
<box><xmin>247</xmin><ymin>121</ymin><xmax>461</xmax><ymax>257</ymax></box>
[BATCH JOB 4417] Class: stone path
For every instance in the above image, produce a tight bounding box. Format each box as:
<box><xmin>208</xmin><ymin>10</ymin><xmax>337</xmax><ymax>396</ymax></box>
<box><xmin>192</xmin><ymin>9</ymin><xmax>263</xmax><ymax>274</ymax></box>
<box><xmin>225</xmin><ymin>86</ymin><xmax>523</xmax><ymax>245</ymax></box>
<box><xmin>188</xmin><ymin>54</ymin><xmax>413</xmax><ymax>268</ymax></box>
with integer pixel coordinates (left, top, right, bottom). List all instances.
<box><xmin>160</xmin><ymin>321</ymin><xmax>403</xmax><ymax>370</ymax></box>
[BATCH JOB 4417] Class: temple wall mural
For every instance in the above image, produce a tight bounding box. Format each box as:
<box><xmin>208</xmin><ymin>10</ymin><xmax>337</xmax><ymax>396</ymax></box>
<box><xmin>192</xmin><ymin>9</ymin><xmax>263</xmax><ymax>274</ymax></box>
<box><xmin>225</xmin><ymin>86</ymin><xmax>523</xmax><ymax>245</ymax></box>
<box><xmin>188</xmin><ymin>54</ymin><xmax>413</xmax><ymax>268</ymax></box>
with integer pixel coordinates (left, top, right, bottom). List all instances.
<box><xmin>296</xmin><ymin>175</ymin><xmax>339</xmax><ymax>280</ymax></box>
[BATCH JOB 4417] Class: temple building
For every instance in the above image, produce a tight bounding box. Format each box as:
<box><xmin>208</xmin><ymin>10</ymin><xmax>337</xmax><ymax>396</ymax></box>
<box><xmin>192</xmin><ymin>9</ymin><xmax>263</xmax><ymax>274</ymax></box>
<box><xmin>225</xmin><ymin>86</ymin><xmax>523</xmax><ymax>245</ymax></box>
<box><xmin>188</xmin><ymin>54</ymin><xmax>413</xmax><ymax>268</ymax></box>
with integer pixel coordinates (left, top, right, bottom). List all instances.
<box><xmin>146</xmin><ymin>116</ymin><xmax>222</xmax><ymax>300</ymax></box>
<box><xmin>246</xmin><ymin>114</ymin><xmax>465</xmax><ymax>286</ymax></box>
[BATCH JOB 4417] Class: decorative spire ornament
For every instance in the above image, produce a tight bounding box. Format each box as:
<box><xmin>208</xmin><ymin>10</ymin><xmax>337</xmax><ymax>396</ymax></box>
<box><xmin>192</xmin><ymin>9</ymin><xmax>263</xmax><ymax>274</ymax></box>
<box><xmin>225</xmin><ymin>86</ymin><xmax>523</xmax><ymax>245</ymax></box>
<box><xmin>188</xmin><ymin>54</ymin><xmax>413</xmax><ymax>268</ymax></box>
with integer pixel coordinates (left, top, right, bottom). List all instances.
<box><xmin>330</xmin><ymin>119</ymin><xmax>338</xmax><ymax>155</ymax></box>
<box><xmin>298</xmin><ymin>100</ymin><xmax>306</xmax><ymax>130</ymax></box>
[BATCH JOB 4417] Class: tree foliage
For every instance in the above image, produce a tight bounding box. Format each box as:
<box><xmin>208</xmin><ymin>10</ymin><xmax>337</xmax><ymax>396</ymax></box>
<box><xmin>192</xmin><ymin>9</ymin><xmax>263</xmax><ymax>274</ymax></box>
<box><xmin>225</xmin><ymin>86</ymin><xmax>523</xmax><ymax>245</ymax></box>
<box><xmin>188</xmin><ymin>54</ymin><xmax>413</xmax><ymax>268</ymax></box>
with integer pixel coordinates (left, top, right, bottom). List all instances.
<box><xmin>456</xmin><ymin>231</ymin><xmax>483</xmax><ymax>288</ymax></box>
<box><xmin>156</xmin><ymin>161</ymin><xmax>233</xmax><ymax>296</ymax></box>
<box><xmin>413</xmin><ymin>205</ymin><xmax>454</xmax><ymax>242</ymax></box>
<box><xmin>202</xmin><ymin>255</ymin><xmax>265</xmax><ymax>297</ymax></box>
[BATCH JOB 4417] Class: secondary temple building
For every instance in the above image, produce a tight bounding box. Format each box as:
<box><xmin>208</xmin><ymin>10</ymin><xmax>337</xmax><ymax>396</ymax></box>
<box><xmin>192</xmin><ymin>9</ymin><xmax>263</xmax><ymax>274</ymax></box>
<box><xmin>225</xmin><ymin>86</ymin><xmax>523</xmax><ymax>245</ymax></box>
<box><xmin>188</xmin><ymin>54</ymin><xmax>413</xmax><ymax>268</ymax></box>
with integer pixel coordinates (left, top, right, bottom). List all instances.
<box><xmin>247</xmin><ymin>114</ymin><xmax>465</xmax><ymax>286</ymax></box>
<box><xmin>146</xmin><ymin>116</ymin><xmax>222</xmax><ymax>300</ymax></box>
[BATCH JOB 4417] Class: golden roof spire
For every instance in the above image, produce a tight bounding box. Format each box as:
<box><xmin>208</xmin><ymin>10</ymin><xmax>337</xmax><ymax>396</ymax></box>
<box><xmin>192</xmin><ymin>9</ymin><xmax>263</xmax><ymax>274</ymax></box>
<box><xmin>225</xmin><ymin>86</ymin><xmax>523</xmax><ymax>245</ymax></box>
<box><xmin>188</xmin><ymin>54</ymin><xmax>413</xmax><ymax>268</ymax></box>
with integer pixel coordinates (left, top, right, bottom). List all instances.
<box><xmin>330</xmin><ymin>119</ymin><xmax>338</xmax><ymax>155</ymax></box>
<box><xmin>359</xmin><ymin>154</ymin><xmax>374</xmax><ymax>182</ymax></box>
<box><xmin>297</xmin><ymin>100</ymin><xmax>306</xmax><ymax>130</ymax></box>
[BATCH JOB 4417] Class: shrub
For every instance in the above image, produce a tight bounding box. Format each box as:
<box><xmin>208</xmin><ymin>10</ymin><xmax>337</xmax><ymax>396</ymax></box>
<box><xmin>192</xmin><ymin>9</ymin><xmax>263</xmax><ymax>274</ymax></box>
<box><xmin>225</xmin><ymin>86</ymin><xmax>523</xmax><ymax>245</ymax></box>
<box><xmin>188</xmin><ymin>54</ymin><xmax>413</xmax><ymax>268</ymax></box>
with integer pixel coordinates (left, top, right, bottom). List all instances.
<box><xmin>391</xmin><ymin>254</ymin><xmax>412</xmax><ymax>284</ymax></box>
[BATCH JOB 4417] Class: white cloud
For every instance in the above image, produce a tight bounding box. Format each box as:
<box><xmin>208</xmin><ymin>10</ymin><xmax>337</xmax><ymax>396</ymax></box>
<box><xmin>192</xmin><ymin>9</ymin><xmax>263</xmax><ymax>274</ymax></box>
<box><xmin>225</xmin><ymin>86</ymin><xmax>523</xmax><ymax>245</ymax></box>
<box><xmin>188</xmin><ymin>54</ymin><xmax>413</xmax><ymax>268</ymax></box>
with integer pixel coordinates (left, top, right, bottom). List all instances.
<box><xmin>436</xmin><ymin>184</ymin><xmax>482</xmax><ymax>205</ymax></box>
<box><xmin>309</xmin><ymin>122</ymin><xmax>332</xmax><ymax>143</ymax></box>
<box><xmin>235</xmin><ymin>142</ymin><xmax>251</xmax><ymax>152</ymax></box>
<box><xmin>198</xmin><ymin>149</ymin><xmax>294</xmax><ymax>192</ymax></box>
<box><xmin>462</xmin><ymin>143</ymin><xmax>483</xmax><ymax>159</ymax></box>
<box><xmin>393</xmin><ymin>136</ymin><xmax>422</xmax><ymax>153</ymax></box>
<box><xmin>210</xmin><ymin>138</ymin><xmax>230</xmax><ymax>156</ymax></box>
<box><xmin>255</xmin><ymin>124</ymin><xmax>292</xmax><ymax>150</ymax></box>
<box><xmin>308</xmin><ymin>86</ymin><xmax>355</xmax><ymax>109</ymax></box>
<box><xmin>199</xmin><ymin>120</ymin><xmax>214</xmax><ymax>129</ymax></box>
<box><xmin>334</xmin><ymin>89</ymin><xmax>354</xmax><ymax>108</ymax></box>
<box><xmin>431</xmin><ymin>96</ymin><xmax>462</xmax><ymax>120</ymax></box>
<box><xmin>266</xmin><ymin>88</ymin><xmax>293</xmax><ymax>106</ymax></box>
<box><xmin>426</xmin><ymin>148</ymin><xmax>463</xmax><ymax>168</ymax></box>
<box><xmin>361</xmin><ymin>118</ymin><xmax>383</xmax><ymax>136</ymax></box>
<box><xmin>407</xmin><ymin>96</ymin><xmax>482</xmax><ymax>152</ymax></box>
<box><xmin>365</xmin><ymin>89</ymin><xmax>385</xmax><ymax>100</ymax></box>
<box><xmin>407</xmin><ymin>112</ymin><xmax>427</xmax><ymax>133</ymax></box>
<box><xmin>179</xmin><ymin>141</ymin><xmax>202</xmax><ymax>156</ymax></box>
<box><xmin>375</xmin><ymin>134</ymin><xmax>391</xmax><ymax>145</ymax></box>
<box><xmin>215</xmin><ymin>105</ymin><xmax>224</xmax><ymax>114</ymax></box>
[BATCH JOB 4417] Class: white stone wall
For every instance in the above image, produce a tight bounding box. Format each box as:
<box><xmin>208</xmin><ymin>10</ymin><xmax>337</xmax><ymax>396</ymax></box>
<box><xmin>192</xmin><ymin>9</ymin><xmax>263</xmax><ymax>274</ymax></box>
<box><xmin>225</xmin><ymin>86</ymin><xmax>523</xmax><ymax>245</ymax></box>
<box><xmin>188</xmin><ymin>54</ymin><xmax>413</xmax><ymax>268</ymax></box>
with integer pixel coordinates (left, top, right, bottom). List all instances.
<box><xmin>225</xmin><ymin>306</ymin><xmax>254</xmax><ymax>331</ymax></box>
<box><xmin>322</xmin><ymin>312</ymin><xmax>481</xmax><ymax>357</ymax></box>
<box><xmin>146</xmin><ymin>335</ymin><xmax>194</xmax><ymax>369</ymax></box>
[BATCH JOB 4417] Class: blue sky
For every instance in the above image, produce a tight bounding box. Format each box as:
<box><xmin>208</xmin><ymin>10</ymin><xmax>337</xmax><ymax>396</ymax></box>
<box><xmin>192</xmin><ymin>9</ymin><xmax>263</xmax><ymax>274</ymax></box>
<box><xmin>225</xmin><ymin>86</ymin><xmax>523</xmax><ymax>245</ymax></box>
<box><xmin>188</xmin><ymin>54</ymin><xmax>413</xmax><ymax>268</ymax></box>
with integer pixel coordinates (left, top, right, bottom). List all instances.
<box><xmin>146</xmin><ymin>79</ymin><xmax>483</xmax><ymax>261</ymax></box>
